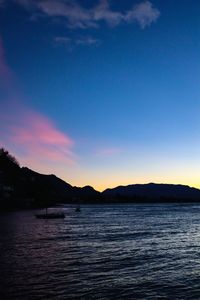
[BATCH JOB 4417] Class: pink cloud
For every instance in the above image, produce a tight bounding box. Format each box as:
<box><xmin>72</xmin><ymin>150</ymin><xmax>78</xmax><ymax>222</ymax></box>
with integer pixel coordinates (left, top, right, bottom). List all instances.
<box><xmin>0</xmin><ymin>107</ymin><xmax>76</xmax><ymax>167</ymax></box>
<box><xmin>12</xmin><ymin>111</ymin><xmax>72</xmax><ymax>146</ymax></box>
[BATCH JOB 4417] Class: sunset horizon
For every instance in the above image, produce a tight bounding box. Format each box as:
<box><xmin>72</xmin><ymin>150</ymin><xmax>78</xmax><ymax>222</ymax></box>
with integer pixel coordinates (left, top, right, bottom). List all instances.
<box><xmin>3</xmin><ymin>146</ymin><xmax>200</xmax><ymax>193</ymax></box>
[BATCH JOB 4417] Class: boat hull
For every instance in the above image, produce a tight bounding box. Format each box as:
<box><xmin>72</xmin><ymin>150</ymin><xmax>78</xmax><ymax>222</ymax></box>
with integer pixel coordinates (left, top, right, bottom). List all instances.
<box><xmin>35</xmin><ymin>213</ymin><xmax>65</xmax><ymax>219</ymax></box>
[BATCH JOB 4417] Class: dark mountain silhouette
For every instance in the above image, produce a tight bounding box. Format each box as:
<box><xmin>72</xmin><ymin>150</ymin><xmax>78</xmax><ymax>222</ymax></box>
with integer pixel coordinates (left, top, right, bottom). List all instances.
<box><xmin>0</xmin><ymin>148</ymin><xmax>100</xmax><ymax>209</ymax></box>
<box><xmin>22</xmin><ymin>167</ymin><xmax>75</xmax><ymax>197</ymax></box>
<box><xmin>103</xmin><ymin>183</ymin><xmax>200</xmax><ymax>202</ymax></box>
<box><xmin>1</xmin><ymin>148</ymin><xmax>200</xmax><ymax>209</ymax></box>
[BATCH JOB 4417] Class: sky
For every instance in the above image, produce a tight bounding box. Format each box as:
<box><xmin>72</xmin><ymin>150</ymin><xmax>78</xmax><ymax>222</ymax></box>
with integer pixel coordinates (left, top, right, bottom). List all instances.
<box><xmin>0</xmin><ymin>0</ymin><xmax>200</xmax><ymax>191</ymax></box>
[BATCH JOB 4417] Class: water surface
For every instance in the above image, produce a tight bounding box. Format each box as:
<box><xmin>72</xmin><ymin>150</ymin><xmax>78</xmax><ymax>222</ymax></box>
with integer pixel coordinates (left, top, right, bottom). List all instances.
<box><xmin>1</xmin><ymin>204</ymin><xmax>200</xmax><ymax>299</ymax></box>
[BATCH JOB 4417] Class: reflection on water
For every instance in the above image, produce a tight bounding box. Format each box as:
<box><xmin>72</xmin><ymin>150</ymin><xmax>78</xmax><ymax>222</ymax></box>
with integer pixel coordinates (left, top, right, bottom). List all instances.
<box><xmin>1</xmin><ymin>204</ymin><xmax>200</xmax><ymax>299</ymax></box>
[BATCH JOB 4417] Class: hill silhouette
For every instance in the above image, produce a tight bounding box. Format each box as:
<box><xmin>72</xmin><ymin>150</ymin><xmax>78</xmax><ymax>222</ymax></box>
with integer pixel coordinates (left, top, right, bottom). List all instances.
<box><xmin>0</xmin><ymin>148</ymin><xmax>100</xmax><ymax>209</ymax></box>
<box><xmin>1</xmin><ymin>148</ymin><xmax>200</xmax><ymax>209</ymax></box>
<box><xmin>103</xmin><ymin>183</ymin><xmax>200</xmax><ymax>202</ymax></box>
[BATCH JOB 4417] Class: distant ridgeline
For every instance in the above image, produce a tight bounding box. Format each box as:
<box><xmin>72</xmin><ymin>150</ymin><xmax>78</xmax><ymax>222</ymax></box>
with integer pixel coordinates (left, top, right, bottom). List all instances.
<box><xmin>1</xmin><ymin>148</ymin><xmax>200</xmax><ymax>209</ymax></box>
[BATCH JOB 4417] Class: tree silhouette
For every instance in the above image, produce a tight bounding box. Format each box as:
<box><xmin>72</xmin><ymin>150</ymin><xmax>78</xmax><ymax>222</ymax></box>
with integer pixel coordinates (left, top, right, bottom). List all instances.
<box><xmin>0</xmin><ymin>148</ymin><xmax>20</xmax><ymax>170</ymax></box>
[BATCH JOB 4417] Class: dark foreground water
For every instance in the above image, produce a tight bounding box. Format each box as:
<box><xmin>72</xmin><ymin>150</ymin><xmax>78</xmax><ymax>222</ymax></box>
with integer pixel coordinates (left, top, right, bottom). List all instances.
<box><xmin>1</xmin><ymin>204</ymin><xmax>200</xmax><ymax>299</ymax></box>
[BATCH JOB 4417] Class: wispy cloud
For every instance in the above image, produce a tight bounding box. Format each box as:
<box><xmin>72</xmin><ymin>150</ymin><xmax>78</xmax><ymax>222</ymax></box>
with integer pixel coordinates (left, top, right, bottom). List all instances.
<box><xmin>93</xmin><ymin>0</ymin><xmax>123</xmax><ymax>27</ymax></box>
<box><xmin>125</xmin><ymin>1</ymin><xmax>160</xmax><ymax>29</ymax></box>
<box><xmin>76</xmin><ymin>36</ymin><xmax>101</xmax><ymax>46</ymax></box>
<box><xmin>0</xmin><ymin>37</ymin><xmax>77</xmax><ymax>169</ymax></box>
<box><xmin>38</xmin><ymin>0</ymin><xmax>97</xmax><ymax>29</ymax></box>
<box><xmin>1</xmin><ymin>108</ymin><xmax>76</xmax><ymax>166</ymax></box>
<box><xmin>54</xmin><ymin>35</ymin><xmax>101</xmax><ymax>48</ymax></box>
<box><xmin>15</xmin><ymin>0</ymin><xmax>160</xmax><ymax>29</ymax></box>
<box><xmin>96</xmin><ymin>147</ymin><xmax>123</xmax><ymax>157</ymax></box>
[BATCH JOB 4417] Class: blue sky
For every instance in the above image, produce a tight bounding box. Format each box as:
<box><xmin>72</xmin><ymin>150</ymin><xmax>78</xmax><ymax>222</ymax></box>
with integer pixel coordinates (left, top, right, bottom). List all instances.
<box><xmin>0</xmin><ymin>0</ymin><xmax>200</xmax><ymax>190</ymax></box>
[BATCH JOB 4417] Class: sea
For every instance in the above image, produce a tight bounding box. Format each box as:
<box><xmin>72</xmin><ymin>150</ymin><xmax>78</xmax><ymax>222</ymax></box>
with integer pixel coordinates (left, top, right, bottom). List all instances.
<box><xmin>1</xmin><ymin>203</ymin><xmax>200</xmax><ymax>299</ymax></box>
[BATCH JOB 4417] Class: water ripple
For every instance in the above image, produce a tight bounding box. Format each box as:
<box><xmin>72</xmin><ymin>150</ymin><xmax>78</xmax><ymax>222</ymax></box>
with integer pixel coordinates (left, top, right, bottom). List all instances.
<box><xmin>1</xmin><ymin>204</ymin><xmax>200</xmax><ymax>299</ymax></box>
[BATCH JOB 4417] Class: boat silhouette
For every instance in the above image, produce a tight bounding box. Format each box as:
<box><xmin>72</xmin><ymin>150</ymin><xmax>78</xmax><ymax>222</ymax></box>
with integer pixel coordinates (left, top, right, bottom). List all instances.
<box><xmin>75</xmin><ymin>206</ymin><xmax>81</xmax><ymax>212</ymax></box>
<box><xmin>35</xmin><ymin>208</ymin><xmax>65</xmax><ymax>219</ymax></box>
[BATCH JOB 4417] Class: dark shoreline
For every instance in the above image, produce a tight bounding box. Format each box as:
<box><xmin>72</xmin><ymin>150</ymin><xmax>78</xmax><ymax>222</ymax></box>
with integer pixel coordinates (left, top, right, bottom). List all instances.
<box><xmin>1</xmin><ymin>199</ymin><xmax>200</xmax><ymax>212</ymax></box>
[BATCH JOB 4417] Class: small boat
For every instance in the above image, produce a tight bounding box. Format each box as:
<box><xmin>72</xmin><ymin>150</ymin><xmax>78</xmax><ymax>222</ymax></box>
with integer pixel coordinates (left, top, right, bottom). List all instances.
<box><xmin>75</xmin><ymin>206</ymin><xmax>81</xmax><ymax>212</ymax></box>
<box><xmin>35</xmin><ymin>208</ymin><xmax>65</xmax><ymax>219</ymax></box>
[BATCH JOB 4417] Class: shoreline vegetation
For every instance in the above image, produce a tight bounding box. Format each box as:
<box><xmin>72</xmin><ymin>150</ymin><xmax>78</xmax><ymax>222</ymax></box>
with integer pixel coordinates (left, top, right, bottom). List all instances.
<box><xmin>1</xmin><ymin>148</ymin><xmax>200</xmax><ymax>210</ymax></box>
